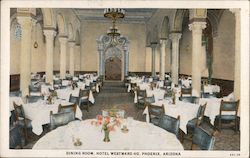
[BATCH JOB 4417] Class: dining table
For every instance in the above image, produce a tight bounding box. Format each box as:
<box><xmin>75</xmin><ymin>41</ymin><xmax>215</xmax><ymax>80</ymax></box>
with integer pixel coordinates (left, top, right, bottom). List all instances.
<box><xmin>32</xmin><ymin>119</ymin><xmax>184</xmax><ymax>150</ymax></box>
<box><xmin>10</xmin><ymin>98</ymin><xmax>82</xmax><ymax>135</ymax></box>
<box><xmin>143</xmin><ymin>99</ymin><xmax>200</xmax><ymax>134</ymax></box>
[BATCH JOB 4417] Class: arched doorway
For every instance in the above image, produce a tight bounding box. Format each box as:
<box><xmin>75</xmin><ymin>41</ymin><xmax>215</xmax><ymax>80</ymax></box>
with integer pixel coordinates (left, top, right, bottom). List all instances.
<box><xmin>105</xmin><ymin>56</ymin><xmax>122</xmax><ymax>80</ymax></box>
<box><xmin>97</xmin><ymin>35</ymin><xmax>129</xmax><ymax>81</ymax></box>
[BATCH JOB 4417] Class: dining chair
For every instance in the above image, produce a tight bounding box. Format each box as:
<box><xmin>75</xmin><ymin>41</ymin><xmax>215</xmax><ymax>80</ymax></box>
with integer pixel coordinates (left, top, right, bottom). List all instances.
<box><xmin>191</xmin><ymin>126</ymin><xmax>215</xmax><ymax>150</ymax></box>
<box><xmin>215</xmin><ymin>100</ymin><xmax>240</xmax><ymax>132</ymax></box>
<box><xmin>201</xmin><ymin>92</ymin><xmax>217</xmax><ymax>98</ymax></box>
<box><xmin>179</xmin><ymin>96</ymin><xmax>199</xmax><ymax>104</ymax></box>
<box><xmin>90</xmin><ymin>82</ymin><xmax>97</xmax><ymax>93</ymax></box>
<box><xmin>136</xmin><ymin>89</ymin><xmax>147</xmax><ymax>109</ymax></box>
<box><xmin>148</xmin><ymin>103</ymin><xmax>165</xmax><ymax>126</ymax></box>
<box><xmin>58</xmin><ymin>103</ymin><xmax>77</xmax><ymax>115</ymax></box>
<box><xmin>164</xmin><ymin>80</ymin><xmax>172</xmax><ymax>88</ymax></box>
<box><xmin>187</xmin><ymin>103</ymin><xmax>207</xmax><ymax>135</ymax></box>
<box><xmin>13</xmin><ymin>102</ymin><xmax>32</xmax><ymax>143</ymax></box>
<box><xmin>181</xmin><ymin>87</ymin><xmax>192</xmax><ymax>96</ymax></box>
<box><xmin>26</xmin><ymin>95</ymin><xmax>44</xmax><ymax>103</ymax></box>
<box><xmin>49</xmin><ymin>111</ymin><xmax>75</xmax><ymax>130</ymax></box>
<box><xmin>79</xmin><ymin>89</ymin><xmax>90</xmax><ymax>112</ymax></box>
<box><xmin>158</xmin><ymin>114</ymin><xmax>180</xmax><ymax>138</ymax></box>
<box><xmin>9</xmin><ymin>90</ymin><xmax>22</xmax><ymax>97</ymax></box>
<box><xmin>130</xmin><ymin>83</ymin><xmax>137</xmax><ymax>93</ymax></box>
<box><xmin>69</xmin><ymin>94</ymin><xmax>79</xmax><ymax>106</ymax></box>
<box><xmin>53</xmin><ymin>79</ymin><xmax>62</xmax><ymax>89</ymax></box>
<box><xmin>29</xmin><ymin>84</ymin><xmax>41</xmax><ymax>96</ymax></box>
<box><xmin>9</xmin><ymin>125</ymin><xmax>25</xmax><ymax>149</ymax></box>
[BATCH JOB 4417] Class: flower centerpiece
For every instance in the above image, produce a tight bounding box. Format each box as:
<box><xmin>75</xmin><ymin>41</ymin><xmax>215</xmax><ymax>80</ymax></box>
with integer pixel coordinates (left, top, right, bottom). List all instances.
<box><xmin>91</xmin><ymin>114</ymin><xmax>122</xmax><ymax>142</ymax></box>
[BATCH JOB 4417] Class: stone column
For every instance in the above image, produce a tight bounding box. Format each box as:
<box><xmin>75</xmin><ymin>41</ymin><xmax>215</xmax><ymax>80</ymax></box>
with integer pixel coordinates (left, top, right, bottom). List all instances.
<box><xmin>97</xmin><ymin>42</ymin><xmax>104</xmax><ymax>76</ymax></box>
<box><xmin>189</xmin><ymin>22</ymin><xmax>206</xmax><ymax>96</ymax></box>
<box><xmin>17</xmin><ymin>16</ymin><xmax>34</xmax><ymax>96</ymax></box>
<box><xmin>123</xmin><ymin>44</ymin><xmax>129</xmax><ymax>76</ymax></box>
<box><xmin>68</xmin><ymin>41</ymin><xmax>76</xmax><ymax>76</ymax></box>
<box><xmin>151</xmin><ymin>42</ymin><xmax>157</xmax><ymax>77</ymax></box>
<box><xmin>58</xmin><ymin>37</ymin><xmax>68</xmax><ymax>79</ymax></box>
<box><xmin>43</xmin><ymin>29</ymin><xmax>56</xmax><ymax>84</ymax></box>
<box><xmin>230</xmin><ymin>9</ymin><xmax>241</xmax><ymax>100</ymax></box>
<box><xmin>170</xmin><ymin>33</ymin><xmax>182</xmax><ymax>85</ymax></box>
<box><xmin>160</xmin><ymin>39</ymin><xmax>167</xmax><ymax>80</ymax></box>
<box><xmin>75</xmin><ymin>44</ymin><xmax>81</xmax><ymax>71</ymax></box>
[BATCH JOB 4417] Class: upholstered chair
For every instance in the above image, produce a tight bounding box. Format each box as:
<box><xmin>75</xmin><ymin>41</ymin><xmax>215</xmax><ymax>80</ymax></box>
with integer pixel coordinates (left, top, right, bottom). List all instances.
<box><xmin>13</xmin><ymin>102</ymin><xmax>32</xmax><ymax>143</ymax></box>
<box><xmin>28</xmin><ymin>85</ymin><xmax>41</xmax><ymax>96</ymax></box>
<box><xmin>58</xmin><ymin>104</ymin><xmax>77</xmax><ymax>115</ymax></box>
<box><xmin>136</xmin><ymin>89</ymin><xmax>147</xmax><ymax>109</ymax></box>
<box><xmin>79</xmin><ymin>89</ymin><xmax>90</xmax><ymax>112</ymax></box>
<box><xmin>26</xmin><ymin>95</ymin><xmax>44</xmax><ymax>103</ymax></box>
<box><xmin>187</xmin><ymin>103</ymin><xmax>207</xmax><ymax>135</ymax></box>
<box><xmin>148</xmin><ymin>103</ymin><xmax>165</xmax><ymax>126</ymax></box>
<box><xmin>158</xmin><ymin>115</ymin><xmax>180</xmax><ymax>138</ymax></box>
<box><xmin>50</xmin><ymin>111</ymin><xmax>75</xmax><ymax>130</ymax></box>
<box><xmin>181</xmin><ymin>87</ymin><xmax>192</xmax><ymax>96</ymax></box>
<box><xmin>179</xmin><ymin>96</ymin><xmax>199</xmax><ymax>104</ymax></box>
<box><xmin>69</xmin><ymin>94</ymin><xmax>79</xmax><ymax>106</ymax></box>
<box><xmin>215</xmin><ymin>100</ymin><xmax>240</xmax><ymax>132</ymax></box>
<box><xmin>191</xmin><ymin>126</ymin><xmax>215</xmax><ymax>150</ymax></box>
<box><xmin>9</xmin><ymin>125</ymin><xmax>25</xmax><ymax>149</ymax></box>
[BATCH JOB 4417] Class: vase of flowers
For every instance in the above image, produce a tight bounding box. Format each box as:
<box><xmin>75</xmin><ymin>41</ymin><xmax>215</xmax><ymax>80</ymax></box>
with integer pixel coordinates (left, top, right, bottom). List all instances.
<box><xmin>91</xmin><ymin>114</ymin><xmax>122</xmax><ymax>142</ymax></box>
<box><xmin>103</xmin><ymin>122</ymin><xmax>110</xmax><ymax>142</ymax></box>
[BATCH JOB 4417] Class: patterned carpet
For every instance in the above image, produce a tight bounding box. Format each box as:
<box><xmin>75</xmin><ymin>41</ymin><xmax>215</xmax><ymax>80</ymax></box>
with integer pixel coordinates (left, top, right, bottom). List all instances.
<box><xmin>24</xmin><ymin>81</ymin><xmax>240</xmax><ymax>150</ymax></box>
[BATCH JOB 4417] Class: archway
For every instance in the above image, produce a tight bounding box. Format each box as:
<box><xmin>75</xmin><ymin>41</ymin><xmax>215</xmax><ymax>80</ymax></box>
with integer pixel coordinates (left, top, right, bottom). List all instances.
<box><xmin>97</xmin><ymin>35</ymin><xmax>129</xmax><ymax>81</ymax></box>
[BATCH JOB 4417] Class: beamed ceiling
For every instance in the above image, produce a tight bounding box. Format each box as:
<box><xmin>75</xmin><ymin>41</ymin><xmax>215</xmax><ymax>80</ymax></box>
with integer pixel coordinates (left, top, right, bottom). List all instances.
<box><xmin>73</xmin><ymin>9</ymin><xmax>157</xmax><ymax>24</ymax></box>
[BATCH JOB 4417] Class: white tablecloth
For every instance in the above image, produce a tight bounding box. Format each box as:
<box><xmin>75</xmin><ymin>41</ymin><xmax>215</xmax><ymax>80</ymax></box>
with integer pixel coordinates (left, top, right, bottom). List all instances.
<box><xmin>134</xmin><ymin>88</ymin><xmax>165</xmax><ymax>103</ymax></box>
<box><xmin>22</xmin><ymin>99</ymin><xmax>82</xmax><ymax>135</ymax></box>
<box><xmin>56</xmin><ymin>87</ymin><xmax>95</xmax><ymax>104</ymax></box>
<box><xmin>143</xmin><ymin>100</ymin><xmax>200</xmax><ymax>134</ymax></box>
<box><xmin>199</xmin><ymin>98</ymin><xmax>236</xmax><ymax>125</ymax></box>
<box><xmin>203</xmin><ymin>84</ymin><xmax>220</xmax><ymax>94</ymax></box>
<box><xmin>33</xmin><ymin>119</ymin><xmax>183</xmax><ymax>150</ymax></box>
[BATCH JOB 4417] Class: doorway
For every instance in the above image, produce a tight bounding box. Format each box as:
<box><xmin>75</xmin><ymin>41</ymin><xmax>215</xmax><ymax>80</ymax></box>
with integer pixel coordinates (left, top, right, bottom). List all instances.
<box><xmin>105</xmin><ymin>57</ymin><xmax>122</xmax><ymax>80</ymax></box>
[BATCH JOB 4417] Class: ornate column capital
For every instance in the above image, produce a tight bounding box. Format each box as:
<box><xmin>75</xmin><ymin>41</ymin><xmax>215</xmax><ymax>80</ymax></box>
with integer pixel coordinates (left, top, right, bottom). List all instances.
<box><xmin>68</xmin><ymin>41</ymin><xmax>76</xmax><ymax>47</ymax></box>
<box><xmin>43</xmin><ymin>29</ymin><xmax>57</xmax><ymax>39</ymax></box>
<box><xmin>188</xmin><ymin>22</ymin><xmax>207</xmax><ymax>33</ymax></box>
<box><xmin>58</xmin><ymin>36</ymin><xmax>68</xmax><ymax>44</ymax></box>
<box><xmin>160</xmin><ymin>38</ymin><xmax>168</xmax><ymax>45</ymax></box>
<box><xmin>169</xmin><ymin>33</ymin><xmax>182</xmax><ymax>41</ymax></box>
<box><xmin>16</xmin><ymin>16</ymin><xmax>34</xmax><ymax>29</ymax></box>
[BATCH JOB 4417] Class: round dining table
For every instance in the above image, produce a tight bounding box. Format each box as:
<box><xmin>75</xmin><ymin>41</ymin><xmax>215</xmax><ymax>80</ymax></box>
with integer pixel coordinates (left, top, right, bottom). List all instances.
<box><xmin>33</xmin><ymin>119</ymin><xmax>184</xmax><ymax>150</ymax></box>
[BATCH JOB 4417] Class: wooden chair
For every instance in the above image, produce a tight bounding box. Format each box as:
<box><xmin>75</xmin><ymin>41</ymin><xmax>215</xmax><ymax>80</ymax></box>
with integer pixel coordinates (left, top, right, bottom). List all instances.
<box><xmin>79</xmin><ymin>89</ymin><xmax>90</xmax><ymax>112</ymax></box>
<box><xmin>9</xmin><ymin>125</ymin><xmax>25</xmax><ymax>149</ymax></box>
<box><xmin>181</xmin><ymin>87</ymin><xmax>192</xmax><ymax>96</ymax></box>
<box><xmin>179</xmin><ymin>96</ymin><xmax>199</xmax><ymax>104</ymax></box>
<box><xmin>69</xmin><ymin>94</ymin><xmax>79</xmax><ymax>106</ymax></box>
<box><xmin>58</xmin><ymin>104</ymin><xmax>77</xmax><ymax>115</ymax></box>
<box><xmin>215</xmin><ymin>100</ymin><xmax>240</xmax><ymax>132</ymax></box>
<box><xmin>28</xmin><ymin>84</ymin><xmax>41</xmax><ymax>96</ymax></box>
<box><xmin>136</xmin><ymin>89</ymin><xmax>147</xmax><ymax>109</ymax></box>
<box><xmin>148</xmin><ymin>103</ymin><xmax>165</xmax><ymax>126</ymax></box>
<box><xmin>187</xmin><ymin>103</ymin><xmax>207</xmax><ymax>135</ymax></box>
<box><xmin>191</xmin><ymin>126</ymin><xmax>215</xmax><ymax>150</ymax></box>
<box><xmin>158</xmin><ymin>115</ymin><xmax>180</xmax><ymax>138</ymax></box>
<box><xmin>50</xmin><ymin>111</ymin><xmax>75</xmax><ymax>130</ymax></box>
<box><xmin>13</xmin><ymin>102</ymin><xmax>32</xmax><ymax>143</ymax></box>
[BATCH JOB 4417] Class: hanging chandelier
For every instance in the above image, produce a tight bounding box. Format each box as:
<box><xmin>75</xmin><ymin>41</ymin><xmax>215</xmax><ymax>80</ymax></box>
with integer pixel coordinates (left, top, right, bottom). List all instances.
<box><xmin>104</xmin><ymin>8</ymin><xmax>125</xmax><ymax>45</ymax></box>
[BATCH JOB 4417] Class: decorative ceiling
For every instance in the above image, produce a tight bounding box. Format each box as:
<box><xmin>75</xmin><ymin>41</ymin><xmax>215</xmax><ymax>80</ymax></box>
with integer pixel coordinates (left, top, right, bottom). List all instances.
<box><xmin>73</xmin><ymin>9</ymin><xmax>157</xmax><ymax>24</ymax></box>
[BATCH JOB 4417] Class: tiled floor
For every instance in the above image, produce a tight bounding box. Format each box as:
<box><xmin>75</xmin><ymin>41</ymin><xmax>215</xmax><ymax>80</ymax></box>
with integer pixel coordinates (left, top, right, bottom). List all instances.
<box><xmin>24</xmin><ymin>81</ymin><xmax>240</xmax><ymax>150</ymax></box>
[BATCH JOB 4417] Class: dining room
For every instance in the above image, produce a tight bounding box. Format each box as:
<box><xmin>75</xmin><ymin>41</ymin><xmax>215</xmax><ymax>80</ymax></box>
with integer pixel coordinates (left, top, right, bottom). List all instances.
<box><xmin>2</xmin><ymin>1</ymin><xmax>250</xmax><ymax>158</ymax></box>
